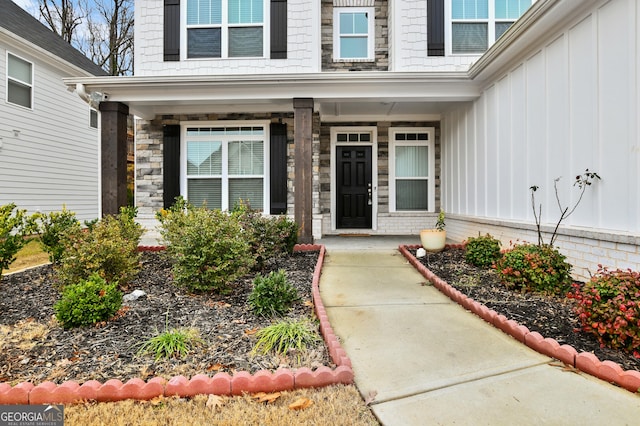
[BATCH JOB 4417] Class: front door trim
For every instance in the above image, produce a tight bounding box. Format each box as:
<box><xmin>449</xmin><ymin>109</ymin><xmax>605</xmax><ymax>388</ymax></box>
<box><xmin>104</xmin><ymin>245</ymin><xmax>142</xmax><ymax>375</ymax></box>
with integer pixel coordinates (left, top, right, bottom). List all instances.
<box><xmin>330</xmin><ymin>126</ymin><xmax>378</xmax><ymax>232</ymax></box>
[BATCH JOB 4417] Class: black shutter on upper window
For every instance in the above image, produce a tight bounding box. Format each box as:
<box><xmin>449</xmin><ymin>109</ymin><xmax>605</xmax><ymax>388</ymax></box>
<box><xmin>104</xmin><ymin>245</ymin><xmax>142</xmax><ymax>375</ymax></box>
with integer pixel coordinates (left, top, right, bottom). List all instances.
<box><xmin>270</xmin><ymin>0</ymin><xmax>287</xmax><ymax>59</ymax></box>
<box><xmin>164</xmin><ymin>0</ymin><xmax>180</xmax><ymax>61</ymax></box>
<box><xmin>163</xmin><ymin>125</ymin><xmax>181</xmax><ymax>209</ymax></box>
<box><xmin>270</xmin><ymin>123</ymin><xmax>288</xmax><ymax>214</ymax></box>
<box><xmin>427</xmin><ymin>0</ymin><xmax>445</xmax><ymax>56</ymax></box>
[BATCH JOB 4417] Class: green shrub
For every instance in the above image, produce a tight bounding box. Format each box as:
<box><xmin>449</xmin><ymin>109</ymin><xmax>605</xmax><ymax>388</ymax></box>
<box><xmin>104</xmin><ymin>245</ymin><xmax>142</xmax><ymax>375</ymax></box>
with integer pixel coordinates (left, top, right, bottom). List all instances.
<box><xmin>157</xmin><ymin>199</ymin><xmax>253</xmax><ymax>293</ymax></box>
<box><xmin>55</xmin><ymin>208</ymin><xmax>143</xmax><ymax>289</ymax></box>
<box><xmin>251</xmin><ymin>319</ymin><xmax>319</xmax><ymax>359</ymax></box>
<box><xmin>495</xmin><ymin>243</ymin><xmax>573</xmax><ymax>294</ymax></box>
<box><xmin>233</xmin><ymin>202</ymin><xmax>299</xmax><ymax>270</ymax></box>
<box><xmin>0</xmin><ymin>203</ymin><xmax>34</xmax><ymax>276</ymax></box>
<box><xmin>137</xmin><ymin>327</ymin><xmax>203</xmax><ymax>360</ymax></box>
<box><xmin>33</xmin><ymin>207</ymin><xmax>81</xmax><ymax>264</ymax></box>
<box><xmin>249</xmin><ymin>270</ymin><xmax>299</xmax><ymax>317</ymax></box>
<box><xmin>568</xmin><ymin>267</ymin><xmax>640</xmax><ymax>356</ymax></box>
<box><xmin>54</xmin><ymin>273</ymin><xmax>123</xmax><ymax>329</ymax></box>
<box><xmin>465</xmin><ymin>234</ymin><xmax>502</xmax><ymax>268</ymax></box>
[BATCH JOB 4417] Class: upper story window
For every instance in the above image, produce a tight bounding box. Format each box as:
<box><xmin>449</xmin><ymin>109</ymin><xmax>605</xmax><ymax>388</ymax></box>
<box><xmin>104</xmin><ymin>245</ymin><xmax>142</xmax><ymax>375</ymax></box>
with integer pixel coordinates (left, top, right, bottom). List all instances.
<box><xmin>333</xmin><ymin>7</ymin><xmax>375</xmax><ymax>61</ymax></box>
<box><xmin>7</xmin><ymin>53</ymin><xmax>33</xmax><ymax>109</ymax></box>
<box><xmin>445</xmin><ymin>0</ymin><xmax>532</xmax><ymax>55</ymax></box>
<box><xmin>90</xmin><ymin>109</ymin><xmax>99</xmax><ymax>128</ymax></box>
<box><xmin>186</xmin><ymin>0</ymin><xmax>265</xmax><ymax>58</ymax></box>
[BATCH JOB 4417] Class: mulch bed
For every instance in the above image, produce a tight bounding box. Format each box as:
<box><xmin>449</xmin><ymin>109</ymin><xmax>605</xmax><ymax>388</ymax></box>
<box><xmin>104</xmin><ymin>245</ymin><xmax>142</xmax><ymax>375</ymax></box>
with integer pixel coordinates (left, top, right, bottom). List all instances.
<box><xmin>412</xmin><ymin>248</ymin><xmax>640</xmax><ymax>372</ymax></box>
<box><xmin>0</xmin><ymin>250</ymin><xmax>332</xmax><ymax>386</ymax></box>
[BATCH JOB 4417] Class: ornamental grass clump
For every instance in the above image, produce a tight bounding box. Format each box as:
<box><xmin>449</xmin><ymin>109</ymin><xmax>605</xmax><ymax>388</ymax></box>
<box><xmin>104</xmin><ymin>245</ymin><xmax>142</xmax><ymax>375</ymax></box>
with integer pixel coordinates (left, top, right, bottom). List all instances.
<box><xmin>249</xmin><ymin>269</ymin><xmax>299</xmax><ymax>317</ymax></box>
<box><xmin>54</xmin><ymin>273</ymin><xmax>123</xmax><ymax>329</ymax></box>
<box><xmin>157</xmin><ymin>197</ymin><xmax>253</xmax><ymax>293</ymax></box>
<box><xmin>464</xmin><ymin>233</ymin><xmax>502</xmax><ymax>268</ymax></box>
<box><xmin>252</xmin><ymin>319</ymin><xmax>319</xmax><ymax>360</ymax></box>
<box><xmin>568</xmin><ymin>267</ymin><xmax>640</xmax><ymax>356</ymax></box>
<box><xmin>495</xmin><ymin>243</ymin><xmax>572</xmax><ymax>295</ymax></box>
<box><xmin>137</xmin><ymin>326</ymin><xmax>203</xmax><ymax>360</ymax></box>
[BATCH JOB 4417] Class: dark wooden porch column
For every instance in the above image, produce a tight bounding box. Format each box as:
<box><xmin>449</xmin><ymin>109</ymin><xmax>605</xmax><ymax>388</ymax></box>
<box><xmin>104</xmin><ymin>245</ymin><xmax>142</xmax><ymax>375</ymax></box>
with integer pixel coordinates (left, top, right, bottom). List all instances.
<box><xmin>99</xmin><ymin>101</ymin><xmax>129</xmax><ymax>216</ymax></box>
<box><xmin>293</xmin><ymin>98</ymin><xmax>314</xmax><ymax>244</ymax></box>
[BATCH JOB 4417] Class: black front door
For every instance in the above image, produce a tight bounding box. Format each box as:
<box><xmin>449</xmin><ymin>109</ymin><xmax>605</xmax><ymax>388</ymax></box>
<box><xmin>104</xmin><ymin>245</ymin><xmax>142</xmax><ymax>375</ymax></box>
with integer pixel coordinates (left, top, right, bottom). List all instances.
<box><xmin>336</xmin><ymin>146</ymin><xmax>372</xmax><ymax>229</ymax></box>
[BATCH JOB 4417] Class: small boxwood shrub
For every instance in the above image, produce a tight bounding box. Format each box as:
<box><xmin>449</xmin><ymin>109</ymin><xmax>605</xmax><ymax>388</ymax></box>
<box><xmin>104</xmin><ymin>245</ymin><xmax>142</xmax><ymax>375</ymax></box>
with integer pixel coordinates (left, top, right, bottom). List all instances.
<box><xmin>0</xmin><ymin>203</ymin><xmax>34</xmax><ymax>277</ymax></box>
<box><xmin>569</xmin><ymin>267</ymin><xmax>640</xmax><ymax>355</ymax></box>
<box><xmin>54</xmin><ymin>273</ymin><xmax>123</xmax><ymax>329</ymax></box>
<box><xmin>33</xmin><ymin>207</ymin><xmax>81</xmax><ymax>264</ymax></box>
<box><xmin>249</xmin><ymin>269</ymin><xmax>299</xmax><ymax>317</ymax></box>
<box><xmin>495</xmin><ymin>243</ymin><xmax>573</xmax><ymax>294</ymax></box>
<box><xmin>157</xmin><ymin>199</ymin><xmax>253</xmax><ymax>293</ymax></box>
<box><xmin>465</xmin><ymin>234</ymin><xmax>502</xmax><ymax>268</ymax></box>
<box><xmin>55</xmin><ymin>208</ymin><xmax>143</xmax><ymax>289</ymax></box>
<box><xmin>233</xmin><ymin>202</ymin><xmax>298</xmax><ymax>270</ymax></box>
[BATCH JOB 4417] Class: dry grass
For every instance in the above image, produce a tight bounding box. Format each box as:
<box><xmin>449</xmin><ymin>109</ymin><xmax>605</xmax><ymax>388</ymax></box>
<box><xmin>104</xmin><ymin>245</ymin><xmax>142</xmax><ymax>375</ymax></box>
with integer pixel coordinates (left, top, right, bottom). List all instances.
<box><xmin>3</xmin><ymin>239</ymin><xmax>49</xmax><ymax>274</ymax></box>
<box><xmin>64</xmin><ymin>385</ymin><xmax>379</xmax><ymax>426</ymax></box>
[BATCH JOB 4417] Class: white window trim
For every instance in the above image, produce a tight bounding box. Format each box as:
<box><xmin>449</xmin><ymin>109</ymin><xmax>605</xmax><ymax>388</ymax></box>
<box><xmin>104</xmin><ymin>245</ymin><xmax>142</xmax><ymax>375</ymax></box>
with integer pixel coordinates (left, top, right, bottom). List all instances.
<box><xmin>389</xmin><ymin>127</ymin><xmax>435</xmax><ymax>213</ymax></box>
<box><xmin>330</xmin><ymin>126</ymin><xmax>378</xmax><ymax>231</ymax></box>
<box><xmin>180</xmin><ymin>120</ymin><xmax>270</xmax><ymax>212</ymax></box>
<box><xmin>182</xmin><ymin>0</ymin><xmax>269</xmax><ymax>60</ymax></box>
<box><xmin>444</xmin><ymin>0</ymin><xmax>532</xmax><ymax>56</ymax></box>
<box><xmin>332</xmin><ymin>6</ymin><xmax>375</xmax><ymax>62</ymax></box>
<box><xmin>6</xmin><ymin>52</ymin><xmax>34</xmax><ymax>110</ymax></box>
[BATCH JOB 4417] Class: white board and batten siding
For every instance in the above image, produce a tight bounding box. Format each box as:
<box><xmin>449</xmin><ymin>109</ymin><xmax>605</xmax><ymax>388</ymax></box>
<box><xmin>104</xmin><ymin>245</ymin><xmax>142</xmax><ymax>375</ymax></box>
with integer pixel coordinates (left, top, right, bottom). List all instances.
<box><xmin>442</xmin><ymin>0</ymin><xmax>640</xmax><ymax>279</ymax></box>
<box><xmin>0</xmin><ymin>43</ymin><xmax>100</xmax><ymax>222</ymax></box>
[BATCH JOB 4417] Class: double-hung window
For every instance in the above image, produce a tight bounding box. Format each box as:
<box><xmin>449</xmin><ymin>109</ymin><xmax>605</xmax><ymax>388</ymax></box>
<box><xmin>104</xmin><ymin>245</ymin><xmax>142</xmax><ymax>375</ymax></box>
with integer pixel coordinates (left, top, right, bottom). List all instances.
<box><xmin>186</xmin><ymin>0</ymin><xmax>264</xmax><ymax>58</ymax></box>
<box><xmin>389</xmin><ymin>128</ymin><xmax>435</xmax><ymax>212</ymax></box>
<box><xmin>184</xmin><ymin>124</ymin><xmax>267</xmax><ymax>211</ymax></box>
<box><xmin>333</xmin><ymin>7</ymin><xmax>375</xmax><ymax>61</ymax></box>
<box><xmin>450</xmin><ymin>0</ymin><xmax>532</xmax><ymax>54</ymax></box>
<box><xmin>7</xmin><ymin>53</ymin><xmax>33</xmax><ymax>109</ymax></box>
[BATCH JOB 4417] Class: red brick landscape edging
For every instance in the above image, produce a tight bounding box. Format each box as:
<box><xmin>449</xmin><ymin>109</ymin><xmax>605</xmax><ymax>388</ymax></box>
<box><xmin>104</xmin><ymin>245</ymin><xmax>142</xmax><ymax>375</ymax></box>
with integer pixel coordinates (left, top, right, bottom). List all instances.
<box><xmin>0</xmin><ymin>244</ymin><xmax>353</xmax><ymax>405</ymax></box>
<box><xmin>399</xmin><ymin>244</ymin><xmax>640</xmax><ymax>394</ymax></box>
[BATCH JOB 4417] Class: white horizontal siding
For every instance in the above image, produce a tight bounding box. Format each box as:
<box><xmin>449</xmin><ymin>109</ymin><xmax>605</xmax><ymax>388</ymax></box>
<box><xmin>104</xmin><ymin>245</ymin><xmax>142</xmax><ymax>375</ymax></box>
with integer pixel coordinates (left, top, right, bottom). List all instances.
<box><xmin>442</xmin><ymin>0</ymin><xmax>640</xmax><ymax>236</ymax></box>
<box><xmin>0</xmin><ymin>43</ymin><xmax>100</xmax><ymax>222</ymax></box>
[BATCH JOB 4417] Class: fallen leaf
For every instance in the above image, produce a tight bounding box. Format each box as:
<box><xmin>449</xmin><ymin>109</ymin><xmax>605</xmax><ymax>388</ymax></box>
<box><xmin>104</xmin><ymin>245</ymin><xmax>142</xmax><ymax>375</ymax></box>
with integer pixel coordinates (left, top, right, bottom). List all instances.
<box><xmin>206</xmin><ymin>394</ymin><xmax>225</xmax><ymax>410</ymax></box>
<box><xmin>148</xmin><ymin>396</ymin><xmax>165</xmax><ymax>406</ymax></box>
<box><xmin>244</xmin><ymin>328</ymin><xmax>258</xmax><ymax>336</ymax></box>
<box><xmin>258</xmin><ymin>392</ymin><xmax>281</xmax><ymax>404</ymax></box>
<box><xmin>288</xmin><ymin>397</ymin><xmax>313</xmax><ymax>410</ymax></box>
<box><xmin>303</xmin><ymin>300</ymin><xmax>314</xmax><ymax>307</ymax></box>
<box><xmin>364</xmin><ymin>390</ymin><xmax>377</xmax><ymax>406</ymax></box>
<box><xmin>207</xmin><ymin>363</ymin><xmax>224</xmax><ymax>371</ymax></box>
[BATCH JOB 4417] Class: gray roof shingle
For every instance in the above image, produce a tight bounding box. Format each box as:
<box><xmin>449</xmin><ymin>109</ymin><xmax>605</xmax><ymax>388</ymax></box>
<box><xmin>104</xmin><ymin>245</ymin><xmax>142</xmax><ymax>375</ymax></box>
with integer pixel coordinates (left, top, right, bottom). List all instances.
<box><xmin>0</xmin><ymin>0</ymin><xmax>107</xmax><ymax>76</ymax></box>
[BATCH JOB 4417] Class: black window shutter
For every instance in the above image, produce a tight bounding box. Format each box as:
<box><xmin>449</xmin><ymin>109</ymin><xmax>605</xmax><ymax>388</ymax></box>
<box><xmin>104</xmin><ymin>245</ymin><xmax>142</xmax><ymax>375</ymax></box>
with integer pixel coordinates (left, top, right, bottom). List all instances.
<box><xmin>427</xmin><ymin>0</ymin><xmax>444</xmax><ymax>56</ymax></box>
<box><xmin>164</xmin><ymin>0</ymin><xmax>180</xmax><ymax>61</ymax></box>
<box><xmin>270</xmin><ymin>0</ymin><xmax>287</xmax><ymax>59</ymax></box>
<box><xmin>163</xmin><ymin>125</ymin><xmax>181</xmax><ymax>209</ymax></box>
<box><xmin>270</xmin><ymin>123</ymin><xmax>287</xmax><ymax>214</ymax></box>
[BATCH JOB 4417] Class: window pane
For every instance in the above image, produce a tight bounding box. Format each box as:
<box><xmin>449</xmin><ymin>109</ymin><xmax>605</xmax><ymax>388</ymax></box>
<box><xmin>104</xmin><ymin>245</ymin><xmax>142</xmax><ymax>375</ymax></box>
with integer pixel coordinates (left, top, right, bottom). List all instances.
<box><xmin>228</xmin><ymin>140</ymin><xmax>263</xmax><ymax>175</ymax></box>
<box><xmin>8</xmin><ymin>81</ymin><xmax>31</xmax><ymax>108</ymax></box>
<box><xmin>340</xmin><ymin>12</ymin><xmax>368</xmax><ymax>35</ymax></box>
<box><xmin>452</xmin><ymin>0</ymin><xmax>488</xmax><ymax>19</ymax></box>
<box><xmin>495</xmin><ymin>0</ymin><xmax>531</xmax><ymax>20</ymax></box>
<box><xmin>90</xmin><ymin>110</ymin><xmax>98</xmax><ymax>128</ymax></box>
<box><xmin>229</xmin><ymin>178</ymin><xmax>263</xmax><ymax>209</ymax></box>
<box><xmin>187</xmin><ymin>28</ymin><xmax>221</xmax><ymax>58</ymax></box>
<box><xmin>340</xmin><ymin>37</ymin><xmax>368</xmax><ymax>58</ymax></box>
<box><xmin>229</xmin><ymin>27</ymin><xmax>263</xmax><ymax>57</ymax></box>
<box><xmin>396</xmin><ymin>146</ymin><xmax>428</xmax><ymax>178</ymax></box>
<box><xmin>495</xmin><ymin>22</ymin><xmax>513</xmax><ymax>39</ymax></box>
<box><xmin>188</xmin><ymin>178</ymin><xmax>222</xmax><ymax>209</ymax></box>
<box><xmin>229</xmin><ymin>0</ymin><xmax>263</xmax><ymax>24</ymax></box>
<box><xmin>8</xmin><ymin>54</ymin><xmax>32</xmax><ymax>84</ymax></box>
<box><xmin>187</xmin><ymin>141</ymin><xmax>222</xmax><ymax>175</ymax></box>
<box><xmin>396</xmin><ymin>180</ymin><xmax>428</xmax><ymax>211</ymax></box>
<box><xmin>187</xmin><ymin>0</ymin><xmax>221</xmax><ymax>25</ymax></box>
<box><xmin>452</xmin><ymin>23</ymin><xmax>488</xmax><ymax>53</ymax></box>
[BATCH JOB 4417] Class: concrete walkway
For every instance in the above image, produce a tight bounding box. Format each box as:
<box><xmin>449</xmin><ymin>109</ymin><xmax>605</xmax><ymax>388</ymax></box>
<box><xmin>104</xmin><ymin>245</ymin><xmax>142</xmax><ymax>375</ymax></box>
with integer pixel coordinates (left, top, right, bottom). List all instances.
<box><xmin>317</xmin><ymin>236</ymin><xmax>640</xmax><ymax>426</ymax></box>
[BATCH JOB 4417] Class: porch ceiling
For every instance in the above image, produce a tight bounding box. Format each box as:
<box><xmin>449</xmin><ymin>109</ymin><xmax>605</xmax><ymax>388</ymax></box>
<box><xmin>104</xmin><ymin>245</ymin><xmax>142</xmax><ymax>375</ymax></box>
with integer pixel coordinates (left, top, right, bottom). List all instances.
<box><xmin>63</xmin><ymin>72</ymin><xmax>480</xmax><ymax>120</ymax></box>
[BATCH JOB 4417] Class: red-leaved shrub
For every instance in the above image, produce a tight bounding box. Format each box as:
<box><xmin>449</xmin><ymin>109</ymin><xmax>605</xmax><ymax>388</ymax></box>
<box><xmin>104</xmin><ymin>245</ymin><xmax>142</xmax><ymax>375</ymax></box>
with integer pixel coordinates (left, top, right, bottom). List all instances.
<box><xmin>568</xmin><ymin>266</ymin><xmax>640</xmax><ymax>357</ymax></box>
